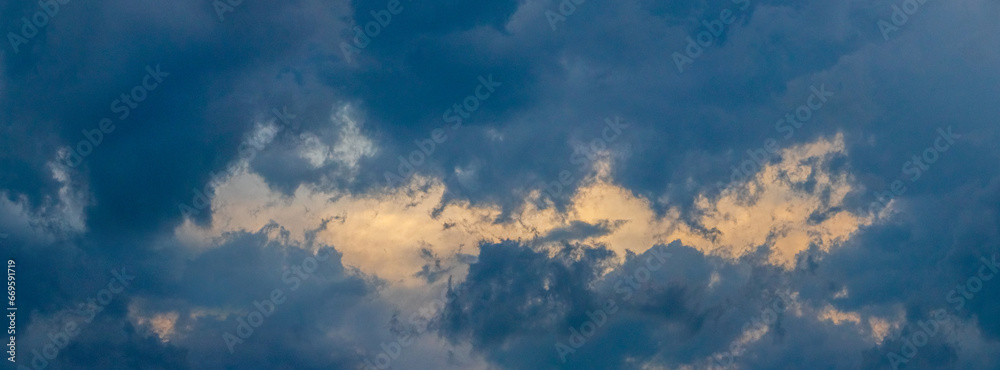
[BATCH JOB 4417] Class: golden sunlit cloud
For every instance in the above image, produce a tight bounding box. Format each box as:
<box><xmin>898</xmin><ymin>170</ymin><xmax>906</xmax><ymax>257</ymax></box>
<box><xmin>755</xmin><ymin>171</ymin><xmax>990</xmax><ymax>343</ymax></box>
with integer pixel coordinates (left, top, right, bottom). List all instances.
<box><xmin>176</xmin><ymin>132</ymin><xmax>867</xmax><ymax>286</ymax></box>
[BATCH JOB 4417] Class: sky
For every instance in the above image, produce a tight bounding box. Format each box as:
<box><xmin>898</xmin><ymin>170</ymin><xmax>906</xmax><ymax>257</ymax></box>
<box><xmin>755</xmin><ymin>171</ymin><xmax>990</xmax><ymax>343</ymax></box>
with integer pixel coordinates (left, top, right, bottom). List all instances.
<box><xmin>2</xmin><ymin>0</ymin><xmax>1000</xmax><ymax>369</ymax></box>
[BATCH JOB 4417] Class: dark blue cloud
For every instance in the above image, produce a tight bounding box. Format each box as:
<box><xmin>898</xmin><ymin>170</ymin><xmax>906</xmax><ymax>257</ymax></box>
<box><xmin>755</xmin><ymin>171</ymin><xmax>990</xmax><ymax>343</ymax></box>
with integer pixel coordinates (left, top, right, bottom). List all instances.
<box><xmin>3</xmin><ymin>0</ymin><xmax>1000</xmax><ymax>368</ymax></box>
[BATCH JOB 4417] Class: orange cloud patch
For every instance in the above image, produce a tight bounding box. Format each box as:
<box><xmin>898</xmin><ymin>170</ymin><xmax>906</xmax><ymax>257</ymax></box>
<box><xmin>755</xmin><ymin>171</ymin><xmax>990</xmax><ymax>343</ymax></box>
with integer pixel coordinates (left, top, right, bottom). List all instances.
<box><xmin>176</xmin><ymin>133</ymin><xmax>866</xmax><ymax>285</ymax></box>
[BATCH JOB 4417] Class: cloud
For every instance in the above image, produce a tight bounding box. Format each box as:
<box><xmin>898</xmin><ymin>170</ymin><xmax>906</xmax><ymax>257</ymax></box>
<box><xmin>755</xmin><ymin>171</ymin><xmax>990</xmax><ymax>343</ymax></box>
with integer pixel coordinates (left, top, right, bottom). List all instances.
<box><xmin>3</xmin><ymin>0</ymin><xmax>1000</xmax><ymax>368</ymax></box>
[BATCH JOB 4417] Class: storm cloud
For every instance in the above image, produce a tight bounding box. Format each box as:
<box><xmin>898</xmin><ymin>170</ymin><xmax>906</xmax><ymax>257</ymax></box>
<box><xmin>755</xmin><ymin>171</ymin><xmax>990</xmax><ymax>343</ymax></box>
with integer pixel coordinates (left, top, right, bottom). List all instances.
<box><xmin>2</xmin><ymin>0</ymin><xmax>1000</xmax><ymax>369</ymax></box>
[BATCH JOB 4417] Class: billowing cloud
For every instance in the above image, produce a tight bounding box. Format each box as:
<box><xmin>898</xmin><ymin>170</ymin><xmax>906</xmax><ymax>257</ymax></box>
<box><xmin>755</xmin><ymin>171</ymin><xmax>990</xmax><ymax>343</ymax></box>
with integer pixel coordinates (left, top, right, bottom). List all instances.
<box><xmin>3</xmin><ymin>0</ymin><xmax>1000</xmax><ymax>368</ymax></box>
